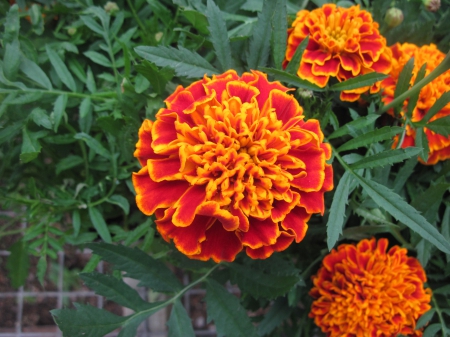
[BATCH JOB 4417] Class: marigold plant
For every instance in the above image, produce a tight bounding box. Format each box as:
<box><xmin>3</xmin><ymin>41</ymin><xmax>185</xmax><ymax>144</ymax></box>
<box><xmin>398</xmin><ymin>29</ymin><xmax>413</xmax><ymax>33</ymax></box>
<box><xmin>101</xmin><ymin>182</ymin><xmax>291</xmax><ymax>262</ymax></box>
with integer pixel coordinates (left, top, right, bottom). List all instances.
<box><xmin>381</xmin><ymin>43</ymin><xmax>450</xmax><ymax>165</ymax></box>
<box><xmin>132</xmin><ymin>70</ymin><xmax>333</xmax><ymax>262</ymax></box>
<box><xmin>309</xmin><ymin>238</ymin><xmax>432</xmax><ymax>337</ymax></box>
<box><xmin>284</xmin><ymin>4</ymin><xmax>392</xmax><ymax>101</ymax></box>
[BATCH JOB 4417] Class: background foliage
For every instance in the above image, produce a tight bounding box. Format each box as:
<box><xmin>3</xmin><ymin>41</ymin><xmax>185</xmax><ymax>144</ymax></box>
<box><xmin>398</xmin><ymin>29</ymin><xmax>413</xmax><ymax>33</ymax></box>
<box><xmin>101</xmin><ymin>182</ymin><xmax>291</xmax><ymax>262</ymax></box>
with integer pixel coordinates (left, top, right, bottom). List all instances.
<box><xmin>1</xmin><ymin>0</ymin><xmax>450</xmax><ymax>336</ymax></box>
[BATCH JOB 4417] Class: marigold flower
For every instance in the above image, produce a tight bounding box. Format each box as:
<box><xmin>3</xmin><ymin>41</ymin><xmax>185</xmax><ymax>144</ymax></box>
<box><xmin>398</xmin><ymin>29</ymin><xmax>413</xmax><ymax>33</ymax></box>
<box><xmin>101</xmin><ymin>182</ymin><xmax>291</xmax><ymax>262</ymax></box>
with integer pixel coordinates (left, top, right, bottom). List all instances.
<box><xmin>132</xmin><ymin>70</ymin><xmax>333</xmax><ymax>262</ymax></box>
<box><xmin>284</xmin><ymin>4</ymin><xmax>392</xmax><ymax>102</ymax></box>
<box><xmin>381</xmin><ymin>43</ymin><xmax>450</xmax><ymax>165</ymax></box>
<box><xmin>309</xmin><ymin>238</ymin><xmax>432</xmax><ymax>337</ymax></box>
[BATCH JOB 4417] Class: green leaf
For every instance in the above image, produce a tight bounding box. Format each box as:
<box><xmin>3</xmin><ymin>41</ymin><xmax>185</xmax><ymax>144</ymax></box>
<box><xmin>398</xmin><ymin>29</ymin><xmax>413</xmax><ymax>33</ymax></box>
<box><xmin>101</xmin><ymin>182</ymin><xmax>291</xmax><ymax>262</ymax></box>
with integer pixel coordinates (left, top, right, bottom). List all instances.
<box><xmin>411</xmin><ymin>183</ymin><xmax>450</xmax><ymax>224</ymax></box>
<box><xmin>415</xmin><ymin>127</ymin><xmax>430</xmax><ymax>162</ymax></box>
<box><xmin>83</xmin><ymin>51</ymin><xmax>112</xmax><ymax>67</ymax></box>
<box><xmin>406</xmin><ymin>63</ymin><xmax>427</xmax><ymax>119</ymax></box>
<box><xmin>260</xmin><ymin>67</ymin><xmax>324</xmax><ymax>91</ymax></box>
<box><xmin>56</xmin><ymin>155</ymin><xmax>84</xmax><ymax>175</ymax></box>
<box><xmin>118</xmin><ymin>302</ymin><xmax>166</xmax><ymax>337</ymax></box>
<box><xmin>147</xmin><ymin>0</ymin><xmax>173</xmax><ymax>23</ymax></box>
<box><xmin>420</xmin><ymin>91</ymin><xmax>450</xmax><ymax>124</ymax></box>
<box><xmin>68</xmin><ymin>58</ymin><xmax>87</xmax><ymax>83</ymax></box>
<box><xmin>337</xmin><ymin>126</ymin><xmax>402</xmax><ymax>152</ymax></box>
<box><xmin>52</xmin><ymin>94</ymin><xmax>68</xmax><ymax>132</ymax></box>
<box><xmin>0</xmin><ymin>121</ymin><xmax>23</xmax><ymax>145</ymax></box>
<box><xmin>326</xmin><ymin>171</ymin><xmax>352</xmax><ymax>250</ymax></box>
<box><xmin>107</xmin><ymin>195</ymin><xmax>130</xmax><ymax>215</ymax></box>
<box><xmin>20</xmin><ymin>128</ymin><xmax>48</xmax><ymax>163</ymax></box>
<box><xmin>80</xmin><ymin>15</ymin><xmax>104</xmax><ymax>36</ymax></box>
<box><xmin>352</xmin><ymin>173</ymin><xmax>450</xmax><ymax>254</ymax></box>
<box><xmin>205</xmin><ymin>279</ymin><xmax>258</xmax><ymax>337</ymax></box>
<box><xmin>52</xmin><ymin>303</ymin><xmax>127</xmax><ymax>337</ymax></box>
<box><xmin>328</xmin><ymin>115</ymin><xmax>379</xmax><ymax>139</ymax></box>
<box><xmin>229</xmin><ymin>263</ymin><xmax>299</xmax><ymax>299</ymax></box>
<box><xmin>82</xmin><ymin>254</ymin><xmax>102</xmax><ymax>273</ymax></box>
<box><xmin>167</xmin><ymin>300</ymin><xmax>195</xmax><ymax>337</ymax></box>
<box><xmin>285</xmin><ymin>35</ymin><xmax>309</xmax><ymax>75</ymax></box>
<box><xmin>394</xmin><ymin>57</ymin><xmax>414</xmax><ymax>99</ymax></box>
<box><xmin>207</xmin><ymin>0</ymin><xmax>233</xmax><ymax>71</ymax></box>
<box><xmin>393</xmin><ymin>157</ymin><xmax>417</xmax><ymax>194</ymax></box>
<box><xmin>425</xmin><ymin>115</ymin><xmax>450</xmax><ymax>137</ymax></box>
<box><xmin>349</xmin><ymin>147</ymin><xmax>422</xmax><ymax>170</ymax></box>
<box><xmin>80</xmin><ymin>272</ymin><xmax>150</xmax><ymax>311</ymax></box>
<box><xmin>270</xmin><ymin>0</ymin><xmax>287</xmax><ymax>70</ymax></box>
<box><xmin>88</xmin><ymin>207</ymin><xmax>112</xmax><ymax>243</ymax></box>
<box><xmin>74</xmin><ymin>132</ymin><xmax>111</xmax><ymax>159</ymax></box>
<box><xmin>72</xmin><ymin>210</ymin><xmax>81</xmax><ymax>237</ymax></box>
<box><xmin>36</xmin><ymin>255</ymin><xmax>47</xmax><ymax>285</ymax></box>
<box><xmin>6</xmin><ymin>240</ymin><xmax>30</xmax><ymax>289</ymax></box>
<box><xmin>123</xmin><ymin>220</ymin><xmax>152</xmax><ymax>246</ymax></box>
<box><xmin>423</xmin><ymin>324</ymin><xmax>442</xmax><ymax>337</ymax></box>
<box><xmin>416</xmin><ymin>309</ymin><xmax>435</xmax><ymax>330</ymax></box>
<box><xmin>247</xmin><ymin>0</ymin><xmax>278</xmax><ymax>70</ymax></box>
<box><xmin>3</xmin><ymin>40</ymin><xmax>21</xmax><ymax>80</ymax></box>
<box><xmin>182</xmin><ymin>9</ymin><xmax>210</xmax><ymax>34</ymax></box>
<box><xmin>30</xmin><ymin>107</ymin><xmax>52</xmax><ymax>129</ymax></box>
<box><xmin>135</xmin><ymin>61</ymin><xmax>174</xmax><ymax>96</ymax></box>
<box><xmin>330</xmin><ymin>72</ymin><xmax>388</xmax><ymax>91</ymax></box>
<box><xmin>20</xmin><ymin>58</ymin><xmax>52</xmax><ymax>90</ymax></box>
<box><xmin>257</xmin><ymin>297</ymin><xmax>292</xmax><ymax>336</ymax></box>
<box><xmin>86</xmin><ymin>243</ymin><xmax>182</xmax><ymax>292</ymax></box>
<box><xmin>45</xmin><ymin>44</ymin><xmax>77</xmax><ymax>92</ymax></box>
<box><xmin>4</xmin><ymin>5</ymin><xmax>20</xmax><ymax>44</ymax></box>
<box><xmin>79</xmin><ymin>97</ymin><xmax>92</xmax><ymax>119</ymax></box>
<box><xmin>86</xmin><ymin>66</ymin><xmax>97</xmax><ymax>93</ymax></box>
<box><xmin>135</xmin><ymin>45</ymin><xmax>218</xmax><ymax>78</ymax></box>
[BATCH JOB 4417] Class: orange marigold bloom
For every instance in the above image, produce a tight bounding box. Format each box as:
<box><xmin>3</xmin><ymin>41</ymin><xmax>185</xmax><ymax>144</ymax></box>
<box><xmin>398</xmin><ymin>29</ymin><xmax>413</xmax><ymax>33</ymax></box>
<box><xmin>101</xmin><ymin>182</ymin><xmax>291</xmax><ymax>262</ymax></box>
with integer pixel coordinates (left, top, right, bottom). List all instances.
<box><xmin>132</xmin><ymin>70</ymin><xmax>333</xmax><ymax>263</ymax></box>
<box><xmin>309</xmin><ymin>238</ymin><xmax>432</xmax><ymax>337</ymax></box>
<box><xmin>381</xmin><ymin>43</ymin><xmax>450</xmax><ymax>165</ymax></box>
<box><xmin>284</xmin><ymin>4</ymin><xmax>392</xmax><ymax>102</ymax></box>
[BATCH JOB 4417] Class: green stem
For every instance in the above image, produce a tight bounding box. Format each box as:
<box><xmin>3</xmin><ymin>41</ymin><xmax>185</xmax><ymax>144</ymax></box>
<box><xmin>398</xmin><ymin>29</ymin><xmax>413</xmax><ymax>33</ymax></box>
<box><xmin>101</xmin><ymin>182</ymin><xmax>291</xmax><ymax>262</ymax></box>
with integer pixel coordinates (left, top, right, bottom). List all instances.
<box><xmin>0</xmin><ymin>88</ymin><xmax>116</xmax><ymax>100</ymax></box>
<box><xmin>301</xmin><ymin>254</ymin><xmax>324</xmax><ymax>280</ymax></box>
<box><xmin>125</xmin><ymin>264</ymin><xmax>220</xmax><ymax>323</ymax></box>
<box><xmin>0</xmin><ymin>228</ymin><xmax>24</xmax><ymax>239</ymax></box>
<box><xmin>64</xmin><ymin>124</ymin><xmax>89</xmax><ymax>182</ymax></box>
<box><xmin>126</xmin><ymin>0</ymin><xmax>147</xmax><ymax>36</ymax></box>
<box><xmin>432</xmin><ymin>294</ymin><xmax>448</xmax><ymax>337</ymax></box>
<box><xmin>378</xmin><ymin>52</ymin><xmax>450</xmax><ymax>115</ymax></box>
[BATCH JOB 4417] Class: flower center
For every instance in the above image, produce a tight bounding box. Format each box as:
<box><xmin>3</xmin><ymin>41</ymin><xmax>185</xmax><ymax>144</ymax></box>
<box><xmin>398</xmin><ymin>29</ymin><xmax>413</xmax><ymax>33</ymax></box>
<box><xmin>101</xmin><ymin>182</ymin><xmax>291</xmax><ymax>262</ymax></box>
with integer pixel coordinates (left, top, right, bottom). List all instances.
<box><xmin>177</xmin><ymin>96</ymin><xmax>299</xmax><ymax>219</ymax></box>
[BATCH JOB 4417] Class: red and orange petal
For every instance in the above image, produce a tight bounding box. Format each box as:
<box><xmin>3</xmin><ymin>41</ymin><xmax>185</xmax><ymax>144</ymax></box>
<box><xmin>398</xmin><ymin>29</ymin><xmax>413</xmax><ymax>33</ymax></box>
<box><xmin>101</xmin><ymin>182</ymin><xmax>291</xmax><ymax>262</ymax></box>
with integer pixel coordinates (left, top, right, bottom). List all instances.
<box><xmin>284</xmin><ymin>4</ymin><xmax>392</xmax><ymax>102</ymax></box>
<box><xmin>381</xmin><ymin>43</ymin><xmax>450</xmax><ymax>165</ymax></box>
<box><xmin>133</xmin><ymin>69</ymin><xmax>333</xmax><ymax>262</ymax></box>
<box><xmin>309</xmin><ymin>238</ymin><xmax>432</xmax><ymax>337</ymax></box>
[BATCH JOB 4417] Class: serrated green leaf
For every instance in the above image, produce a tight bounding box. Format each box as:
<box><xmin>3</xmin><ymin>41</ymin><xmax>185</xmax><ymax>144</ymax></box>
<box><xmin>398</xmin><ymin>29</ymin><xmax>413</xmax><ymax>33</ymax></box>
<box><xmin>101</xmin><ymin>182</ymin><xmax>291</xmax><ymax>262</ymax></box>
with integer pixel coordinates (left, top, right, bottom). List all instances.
<box><xmin>80</xmin><ymin>15</ymin><xmax>104</xmax><ymax>35</ymax></box>
<box><xmin>425</xmin><ymin>115</ymin><xmax>450</xmax><ymax>137</ymax></box>
<box><xmin>86</xmin><ymin>242</ymin><xmax>182</xmax><ymax>292</ymax></box>
<box><xmin>420</xmin><ymin>91</ymin><xmax>450</xmax><ymax>124</ymax></box>
<box><xmin>117</xmin><ymin>302</ymin><xmax>166</xmax><ymax>337</ymax></box>
<box><xmin>84</xmin><ymin>51</ymin><xmax>112</xmax><ymax>67</ymax></box>
<box><xmin>74</xmin><ymin>132</ymin><xmax>111</xmax><ymax>159</ymax></box>
<box><xmin>205</xmin><ymin>279</ymin><xmax>258</xmax><ymax>337</ymax></box>
<box><xmin>6</xmin><ymin>240</ymin><xmax>30</xmax><ymax>289</ymax></box>
<box><xmin>56</xmin><ymin>155</ymin><xmax>84</xmax><ymax>175</ymax></box>
<box><xmin>229</xmin><ymin>263</ymin><xmax>299</xmax><ymax>299</ymax></box>
<box><xmin>108</xmin><ymin>195</ymin><xmax>130</xmax><ymax>215</ymax></box>
<box><xmin>0</xmin><ymin>120</ymin><xmax>23</xmax><ymax>145</ymax></box>
<box><xmin>328</xmin><ymin>115</ymin><xmax>379</xmax><ymax>139</ymax></box>
<box><xmin>3</xmin><ymin>40</ymin><xmax>21</xmax><ymax>80</ymax></box>
<box><xmin>147</xmin><ymin>0</ymin><xmax>173</xmax><ymax>24</ymax></box>
<box><xmin>326</xmin><ymin>171</ymin><xmax>351</xmax><ymax>250</ymax></box>
<box><xmin>20</xmin><ymin>58</ymin><xmax>52</xmax><ymax>90</ymax></box>
<box><xmin>82</xmin><ymin>254</ymin><xmax>101</xmax><ymax>273</ymax></box>
<box><xmin>46</xmin><ymin>44</ymin><xmax>77</xmax><ymax>92</ymax></box>
<box><xmin>53</xmin><ymin>94</ymin><xmax>68</xmax><ymax>132</ymax></box>
<box><xmin>52</xmin><ymin>303</ymin><xmax>127</xmax><ymax>337</ymax></box>
<box><xmin>88</xmin><ymin>207</ymin><xmax>112</xmax><ymax>243</ymax></box>
<box><xmin>36</xmin><ymin>255</ymin><xmax>47</xmax><ymax>285</ymax></box>
<box><xmin>394</xmin><ymin>57</ymin><xmax>415</xmax><ymax>99</ymax></box>
<box><xmin>72</xmin><ymin>210</ymin><xmax>81</xmax><ymax>237</ymax></box>
<box><xmin>20</xmin><ymin>128</ymin><xmax>48</xmax><ymax>163</ymax></box>
<box><xmin>30</xmin><ymin>107</ymin><xmax>52</xmax><ymax>129</ymax></box>
<box><xmin>124</xmin><ymin>220</ymin><xmax>151</xmax><ymax>246</ymax></box>
<box><xmin>352</xmin><ymin>173</ymin><xmax>450</xmax><ymax>254</ymax></box>
<box><xmin>349</xmin><ymin>147</ymin><xmax>422</xmax><ymax>170</ymax></box>
<box><xmin>256</xmin><ymin>297</ymin><xmax>292</xmax><ymax>336</ymax></box>
<box><xmin>434</xmin><ymin>284</ymin><xmax>450</xmax><ymax>295</ymax></box>
<box><xmin>423</xmin><ymin>323</ymin><xmax>442</xmax><ymax>337</ymax></box>
<box><xmin>412</xmin><ymin>183</ymin><xmax>450</xmax><ymax>224</ymax></box>
<box><xmin>415</xmin><ymin>127</ymin><xmax>430</xmax><ymax>162</ymax></box>
<box><xmin>330</xmin><ymin>72</ymin><xmax>388</xmax><ymax>91</ymax></box>
<box><xmin>285</xmin><ymin>35</ymin><xmax>309</xmax><ymax>76</ymax></box>
<box><xmin>167</xmin><ymin>300</ymin><xmax>195</xmax><ymax>337</ymax></box>
<box><xmin>135</xmin><ymin>45</ymin><xmax>218</xmax><ymax>78</ymax></box>
<box><xmin>247</xmin><ymin>0</ymin><xmax>278</xmax><ymax>70</ymax></box>
<box><xmin>260</xmin><ymin>67</ymin><xmax>324</xmax><ymax>91</ymax></box>
<box><xmin>80</xmin><ymin>272</ymin><xmax>150</xmax><ymax>311</ymax></box>
<box><xmin>182</xmin><ymin>9</ymin><xmax>210</xmax><ymax>34</ymax></box>
<box><xmin>442</xmin><ymin>206</ymin><xmax>450</xmax><ymax>263</ymax></box>
<box><xmin>337</xmin><ymin>126</ymin><xmax>402</xmax><ymax>152</ymax></box>
<box><xmin>135</xmin><ymin>61</ymin><xmax>174</xmax><ymax>96</ymax></box>
<box><xmin>271</xmin><ymin>0</ymin><xmax>287</xmax><ymax>70</ymax></box>
<box><xmin>68</xmin><ymin>58</ymin><xmax>87</xmax><ymax>83</ymax></box>
<box><xmin>207</xmin><ymin>0</ymin><xmax>233</xmax><ymax>71</ymax></box>
<box><xmin>241</xmin><ymin>0</ymin><xmax>262</xmax><ymax>11</ymax></box>
<box><xmin>406</xmin><ymin>63</ymin><xmax>427</xmax><ymax>119</ymax></box>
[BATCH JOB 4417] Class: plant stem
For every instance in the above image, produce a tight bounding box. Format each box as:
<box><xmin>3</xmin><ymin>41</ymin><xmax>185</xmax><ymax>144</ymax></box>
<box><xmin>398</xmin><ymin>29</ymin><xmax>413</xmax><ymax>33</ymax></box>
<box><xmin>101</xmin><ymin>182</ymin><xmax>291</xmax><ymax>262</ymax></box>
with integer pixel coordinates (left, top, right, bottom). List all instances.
<box><xmin>126</xmin><ymin>0</ymin><xmax>147</xmax><ymax>37</ymax></box>
<box><xmin>0</xmin><ymin>228</ymin><xmax>24</xmax><ymax>239</ymax></box>
<box><xmin>432</xmin><ymin>294</ymin><xmax>448</xmax><ymax>337</ymax></box>
<box><xmin>0</xmin><ymin>88</ymin><xmax>117</xmax><ymax>101</ymax></box>
<box><xmin>378</xmin><ymin>51</ymin><xmax>450</xmax><ymax>114</ymax></box>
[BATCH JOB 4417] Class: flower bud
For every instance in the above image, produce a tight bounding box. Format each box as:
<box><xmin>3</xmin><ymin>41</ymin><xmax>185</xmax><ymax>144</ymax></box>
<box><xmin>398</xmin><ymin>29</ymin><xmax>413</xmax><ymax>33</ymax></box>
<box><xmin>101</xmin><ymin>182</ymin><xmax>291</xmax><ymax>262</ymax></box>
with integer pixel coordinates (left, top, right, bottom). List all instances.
<box><xmin>104</xmin><ymin>1</ymin><xmax>119</xmax><ymax>15</ymax></box>
<box><xmin>384</xmin><ymin>7</ymin><xmax>403</xmax><ymax>28</ymax></box>
<box><xmin>423</xmin><ymin>0</ymin><xmax>440</xmax><ymax>12</ymax></box>
<box><xmin>67</xmin><ymin>27</ymin><xmax>77</xmax><ymax>36</ymax></box>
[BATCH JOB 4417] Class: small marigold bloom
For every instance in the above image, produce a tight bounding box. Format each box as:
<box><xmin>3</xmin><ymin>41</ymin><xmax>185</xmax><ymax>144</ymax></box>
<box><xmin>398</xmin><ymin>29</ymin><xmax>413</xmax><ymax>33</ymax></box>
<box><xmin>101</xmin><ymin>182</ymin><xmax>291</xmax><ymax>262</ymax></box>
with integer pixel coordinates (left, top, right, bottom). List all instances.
<box><xmin>309</xmin><ymin>238</ymin><xmax>432</xmax><ymax>337</ymax></box>
<box><xmin>284</xmin><ymin>4</ymin><xmax>392</xmax><ymax>102</ymax></box>
<box><xmin>381</xmin><ymin>43</ymin><xmax>450</xmax><ymax>165</ymax></box>
<box><xmin>132</xmin><ymin>70</ymin><xmax>333</xmax><ymax>263</ymax></box>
